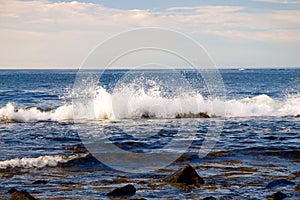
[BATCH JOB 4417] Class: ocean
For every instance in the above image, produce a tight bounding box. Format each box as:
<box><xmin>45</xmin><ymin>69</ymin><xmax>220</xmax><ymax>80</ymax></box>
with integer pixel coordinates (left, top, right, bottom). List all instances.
<box><xmin>0</xmin><ymin>69</ymin><xmax>299</xmax><ymax>199</ymax></box>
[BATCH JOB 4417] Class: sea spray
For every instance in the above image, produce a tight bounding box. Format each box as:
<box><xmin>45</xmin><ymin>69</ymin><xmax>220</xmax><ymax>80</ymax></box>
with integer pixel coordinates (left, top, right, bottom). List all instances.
<box><xmin>1</xmin><ymin>87</ymin><xmax>300</xmax><ymax>122</ymax></box>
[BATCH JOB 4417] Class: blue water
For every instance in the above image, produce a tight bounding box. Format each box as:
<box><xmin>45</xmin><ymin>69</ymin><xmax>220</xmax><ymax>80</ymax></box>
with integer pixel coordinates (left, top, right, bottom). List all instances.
<box><xmin>0</xmin><ymin>69</ymin><xmax>299</xmax><ymax>199</ymax></box>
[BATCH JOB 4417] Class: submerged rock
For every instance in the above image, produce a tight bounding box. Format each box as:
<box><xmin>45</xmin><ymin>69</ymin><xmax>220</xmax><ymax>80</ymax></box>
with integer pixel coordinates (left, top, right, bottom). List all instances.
<box><xmin>1</xmin><ymin>171</ymin><xmax>14</xmax><ymax>178</ymax></box>
<box><xmin>267</xmin><ymin>191</ymin><xmax>287</xmax><ymax>200</ymax></box>
<box><xmin>9</xmin><ymin>189</ymin><xmax>37</xmax><ymax>200</ymax></box>
<box><xmin>107</xmin><ymin>184</ymin><xmax>136</xmax><ymax>197</ymax></box>
<box><xmin>266</xmin><ymin>179</ymin><xmax>295</xmax><ymax>189</ymax></box>
<box><xmin>32</xmin><ymin>180</ymin><xmax>48</xmax><ymax>184</ymax></box>
<box><xmin>164</xmin><ymin>164</ymin><xmax>204</xmax><ymax>188</ymax></box>
<box><xmin>203</xmin><ymin>197</ymin><xmax>217</xmax><ymax>200</ymax></box>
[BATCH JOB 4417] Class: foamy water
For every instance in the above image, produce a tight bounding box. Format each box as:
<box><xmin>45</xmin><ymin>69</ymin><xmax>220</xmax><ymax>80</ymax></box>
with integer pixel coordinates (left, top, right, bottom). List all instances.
<box><xmin>0</xmin><ymin>153</ymin><xmax>89</xmax><ymax>169</ymax></box>
<box><xmin>1</xmin><ymin>85</ymin><xmax>299</xmax><ymax>122</ymax></box>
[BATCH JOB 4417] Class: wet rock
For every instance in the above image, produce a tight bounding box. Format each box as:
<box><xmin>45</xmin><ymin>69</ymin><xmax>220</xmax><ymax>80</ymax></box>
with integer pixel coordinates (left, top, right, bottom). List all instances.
<box><xmin>175</xmin><ymin>112</ymin><xmax>210</xmax><ymax>119</ymax></box>
<box><xmin>9</xmin><ymin>189</ymin><xmax>37</xmax><ymax>200</ymax></box>
<box><xmin>203</xmin><ymin>197</ymin><xmax>217</xmax><ymax>200</ymax></box>
<box><xmin>294</xmin><ymin>184</ymin><xmax>300</xmax><ymax>192</ymax></box>
<box><xmin>1</xmin><ymin>171</ymin><xmax>14</xmax><ymax>178</ymax></box>
<box><xmin>199</xmin><ymin>112</ymin><xmax>210</xmax><ymax>118</ymax></box>
<box><xmin>266</xmin><ymin>179</ymin><xmax>295</xmax><ymax>189</ymax></box>
<box><xmin>141</xmin><ymin>112</ymin><xmax>154</xmax><ymax>119</ymax></box>
<box><xmin>267</xmin><ymin>191</ymin><xmax>287</xmax><ymax>200</ymax></box>
<box><xmin>32</xmin><ymin>180</ymin><xmax>48</xmax><ymax>184</ymax></box>
<box><xmin>164</xmin><ymin>164</ymin><xmax>204</xmax><ymax>188</ymax></box>
<box><xmin>107</xmin><ymin>184</ymin><xmax>136</xmax><ymax>197</ymax></box>
<box><xmin>7</xmin><ymin>188</ymin><xmax>18</xmax><ymax>194</ymax></box>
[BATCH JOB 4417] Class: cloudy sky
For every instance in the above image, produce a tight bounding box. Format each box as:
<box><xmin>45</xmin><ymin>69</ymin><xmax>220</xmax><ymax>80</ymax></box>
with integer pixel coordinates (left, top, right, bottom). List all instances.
<box><xmin>0</xmin><ymin>0</ymin><xmax>299</xmax><ymax>69</ymax></box>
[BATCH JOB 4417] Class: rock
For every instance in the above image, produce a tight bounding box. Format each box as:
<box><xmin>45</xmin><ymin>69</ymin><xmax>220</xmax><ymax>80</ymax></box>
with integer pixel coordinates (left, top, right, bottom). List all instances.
<box><xmin>141</xmin><ymin>111</ymin><xmax>156</xmax><ymax>119</ymax></box>
<box><xmin>32</xmin><ymin>180</ymin><xmax>48</xmax><ymax>184</ymax></box>
<box><xmin>199</xmin><ymin>112</ymin><xmax>210</xmax><ymax>118</ymax></box>
<box><xmin>267</xmin><ymin>191</ymin><xmax>287</xmax><ymax>200</ymax></box>
<box><xmin>164</xmin><ymin>164</ymin><xmax>204</xmax><ymax>187</ymax></box>
<box><xmin>203</xmin><ymin>197</ymin><xmax>217</xmax><ymax>200</ymax></box>
<box><xmin>9</xmin><ymin>190</ymin><xmax>37</xmax><ymax>200</ymax></box>
<box><xmin>295</xmin><ymin>184</ymin><xmax>300</xmax><ymax>191</ymax></box>
<box><xmin>141</xmin><ymin>112</ymin><xmax>151</xmax><ymax>119</ymax></box>
<box><xmin>266</xmin><ymin>179</ymin><xmax>295</xmax><ymax>189</ymax></box>
<box><xmin>107</xmin><ymin>184</ymin><xmax>136</xmax><ymax>197</ymax></box>
<box><xmin>1</xmin><ymin>172</ymin><xmax>14</xmax><ymax>178</ymax></box>
<box><xmin>7</xmin><ymin>188</ymin><xmax>18</xmax><ymax>194</ymax></box>
<box><xmin>175</xmin><ymin>112</ymin><xmax>210</xmax><ymax>119</ymax></box>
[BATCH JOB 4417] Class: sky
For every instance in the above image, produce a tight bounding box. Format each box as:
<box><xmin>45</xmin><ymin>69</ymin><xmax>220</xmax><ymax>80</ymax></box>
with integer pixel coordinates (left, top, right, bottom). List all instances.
<box><xmin>0</xmin><ymin>0</ymin><xmax>299</xmax><ymax>69</ymax></box>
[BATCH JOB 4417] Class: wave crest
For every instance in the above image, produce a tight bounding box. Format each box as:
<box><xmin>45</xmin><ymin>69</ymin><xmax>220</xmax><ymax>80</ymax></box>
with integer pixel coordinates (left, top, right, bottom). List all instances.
<box><xmin>1</xmin><ymin>86</ymin><xmax>300</xmax><ymax>122</ymax></box>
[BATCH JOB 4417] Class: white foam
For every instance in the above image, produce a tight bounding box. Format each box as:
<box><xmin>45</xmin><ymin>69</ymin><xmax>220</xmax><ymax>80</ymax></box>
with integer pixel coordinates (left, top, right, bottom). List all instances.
<box><xmin>0</xmin><ymin>103</ymin><xmax>74</xmax><ymax>122</ymax></box>
<box><xmin>0</xmin><ymin>153</ymin><xmax>89</xmax><ymax>169</ymax></box>
<box><xmin>1</xmin><ymin>86</ymin><xmax>300</xmax><ymax>122</ymax></box>
<box><xmin>75</xmin><ymin>87</ymin><xmax>300</xmax><ymax>119</ymax></box>
<box><xmin>225</xmin><ymin>94</ymin><xmax>300</xmax><ymax>117</ymax></box>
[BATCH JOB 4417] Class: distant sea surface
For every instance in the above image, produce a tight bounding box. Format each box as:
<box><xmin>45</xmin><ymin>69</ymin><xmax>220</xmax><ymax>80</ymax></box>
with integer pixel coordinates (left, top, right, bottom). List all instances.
<box><xmin>0</xmin><ymin>69</ymin><xmax>299</xmax><ymax>199</ymax></box>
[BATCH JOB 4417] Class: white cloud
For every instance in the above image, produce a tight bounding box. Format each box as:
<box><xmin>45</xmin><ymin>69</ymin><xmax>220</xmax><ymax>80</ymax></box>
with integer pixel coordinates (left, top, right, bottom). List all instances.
<box><xmin>0</xmin><ymin>0</ymin><xmax>299</xmax><ymax>68</ymax></box>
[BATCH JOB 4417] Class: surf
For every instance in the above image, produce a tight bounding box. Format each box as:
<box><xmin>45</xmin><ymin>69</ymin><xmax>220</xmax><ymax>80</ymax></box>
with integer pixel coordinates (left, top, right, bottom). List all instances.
<box><xmin>0</xmin><ymin>85</ymin><xmax>300</xmax><ymax>122</ymax></box>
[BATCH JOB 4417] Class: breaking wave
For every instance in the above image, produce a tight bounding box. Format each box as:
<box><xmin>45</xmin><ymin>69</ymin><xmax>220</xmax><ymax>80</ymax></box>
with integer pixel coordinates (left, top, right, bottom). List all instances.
<box><xmin>0</xmin><ymin>86</ymin><xmax>300</xmax><ymax>122</ymax></box>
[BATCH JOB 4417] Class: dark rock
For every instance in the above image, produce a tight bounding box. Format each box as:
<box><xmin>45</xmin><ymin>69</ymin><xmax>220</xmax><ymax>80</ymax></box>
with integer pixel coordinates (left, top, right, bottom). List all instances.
<box><xmin>7</xmin><ymin>188</ymin><xmax>18</xmax><ymax>194</ymax></box>
<box><xmin>1</xmin><ymin>172</ymin><xmax>14</xmax><ymax>178</ymax></box>
<box><xmin>164</xmin><ymin>164</ymin><xmax>204</xmax><ymax>187</ymax></box>
<box><xmin>199</xmin><ymin>112</ymin><xmax>210</xmax><ymax>118</ymax></box>
<box><xmin>9</xmin><ymin>190</ymin><xmax>37</xmax><ymax>200</ymax></box>
<box><xmin>141</xmin><ymin>112</ymin><xmax>155</xmax><ymax>119</ymax></box>
<box><xmin>295</xmin><ymin>184</ymin><xmax>300</xmax><ymax>191</ymax></box>
<box><xmin>175</xmin><ymin>113</ymin><xmax>181</xmax><ymax>118</ymax></box>
<box><xmin>203</xmin><ymin>197</ymin><xmax>217</xmax><ymax>200</ymax></box>
<box><xmin>141</xmin><ymin>112</ymin><xmax>150</xmax><ymax>119</ymax></box>
<box><xmin>266</xmin><ymin>179</ymin><xmax>295</xmax><ymax>189</ymax></box>
<box><xmin>175</xmin><ymin>112</ymin><xmax>210</xmax><ymax>119</ymax></box>
<box><xmin>267</xmin><ymin>191</ymin><xmax>286</xmax><ymax>200</ymax></box>
<box><xmin>107</xmin><ymin>184</ymin><xmax>136</xmax><ymax>197</ymax></box>
<box><xmin>32</xmin><ymin>180</ymin><xmax>48</xmax><ymax>184</ymax></box>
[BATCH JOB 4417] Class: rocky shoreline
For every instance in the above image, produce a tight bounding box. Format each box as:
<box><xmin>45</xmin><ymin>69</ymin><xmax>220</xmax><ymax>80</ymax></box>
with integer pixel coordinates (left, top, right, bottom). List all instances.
<box><xmin>1</xmin><ymin>143</ymin><xmax>299</xmax><ymax>199</ymax></box>
<box><xmin>3</xmin><ymin>161</ymin><xmax>299</xmax><ymax>200</ymax></box>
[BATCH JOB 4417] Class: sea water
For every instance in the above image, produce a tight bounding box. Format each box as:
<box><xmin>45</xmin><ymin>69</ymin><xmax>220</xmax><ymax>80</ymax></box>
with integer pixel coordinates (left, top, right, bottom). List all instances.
<box><xmin>0</xmin><ymin>69</ymin><xmax>299</xmax><ymax>199</ymax></box>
